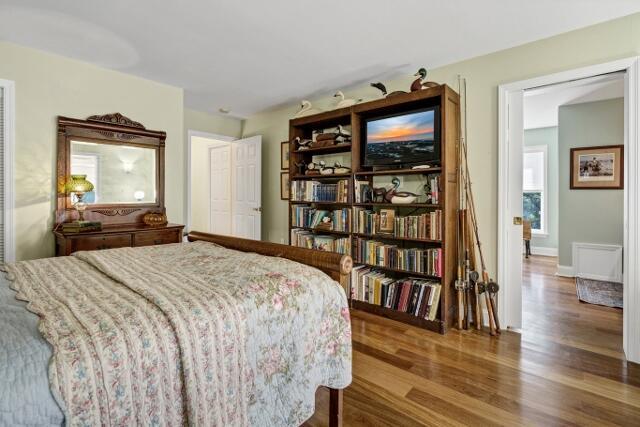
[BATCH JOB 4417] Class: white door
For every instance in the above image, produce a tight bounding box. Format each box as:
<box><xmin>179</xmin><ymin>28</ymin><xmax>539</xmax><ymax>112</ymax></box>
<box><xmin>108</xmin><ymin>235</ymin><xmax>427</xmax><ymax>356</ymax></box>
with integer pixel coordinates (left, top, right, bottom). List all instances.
<box><xmin>231</xmin><ymin>136</ymin><xmax>261</xmax><ymax>239</ymax></box>
<box><xmin>504</xmin><ymin>89</ymin><xmax>524</xmax><ymax>329</ymax></box>
<box><xmin>209</xmin><ymin>145</ymin><xmax>232</xmax><ymax>235</ymax></box>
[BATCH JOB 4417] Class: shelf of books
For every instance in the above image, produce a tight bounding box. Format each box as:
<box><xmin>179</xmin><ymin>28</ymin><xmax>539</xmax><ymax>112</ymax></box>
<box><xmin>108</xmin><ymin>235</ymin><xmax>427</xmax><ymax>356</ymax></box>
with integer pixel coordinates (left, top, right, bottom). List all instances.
<box><xmin>350</xmin><ymin>268</ymin><xmax>442</xmax><ymax>332</ymax></box>
<box><xmin>288</xmin><ymin>85</ymin><xmax>460</xmax><ymax>333</ymax></box>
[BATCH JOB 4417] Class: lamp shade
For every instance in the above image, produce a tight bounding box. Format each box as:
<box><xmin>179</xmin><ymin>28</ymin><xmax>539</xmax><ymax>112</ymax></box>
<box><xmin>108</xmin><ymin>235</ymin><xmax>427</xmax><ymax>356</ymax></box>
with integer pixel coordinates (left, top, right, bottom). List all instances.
<box><xmin>65</xmin><ymin>174</ymin><xmax>94</xmax><ymax>194</ymax></box>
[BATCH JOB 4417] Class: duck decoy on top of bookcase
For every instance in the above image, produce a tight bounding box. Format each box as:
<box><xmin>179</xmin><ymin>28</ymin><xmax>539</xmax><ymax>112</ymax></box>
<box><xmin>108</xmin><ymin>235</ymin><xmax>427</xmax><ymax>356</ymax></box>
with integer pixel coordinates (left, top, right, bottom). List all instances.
<box><xmin>293</xmin><ymin>100</ymin><xmax>322</xmax><ymax>118</ymax></box>
<box><xmin>410</xmin><ymin>68</ymin><xmax>439</xmax><ymax>92</ymax></box>
<box><xmin>370</xmin><ymin>82</ymin><xmax>407</xmax><ymax>98</ymax></box>
<box><xmin>333</xmin><ymin>91</ymin><xmax>363</xmax><ymax>108</ymax></box>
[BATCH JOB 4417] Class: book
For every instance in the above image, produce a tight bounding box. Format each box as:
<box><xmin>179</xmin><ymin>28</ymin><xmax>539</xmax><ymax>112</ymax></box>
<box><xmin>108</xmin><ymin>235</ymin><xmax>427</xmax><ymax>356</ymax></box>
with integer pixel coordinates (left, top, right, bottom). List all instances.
<box><xmin>62</xmin><ymin>221</ymin><xmax>102</xmax><ymax>233</ymax></box>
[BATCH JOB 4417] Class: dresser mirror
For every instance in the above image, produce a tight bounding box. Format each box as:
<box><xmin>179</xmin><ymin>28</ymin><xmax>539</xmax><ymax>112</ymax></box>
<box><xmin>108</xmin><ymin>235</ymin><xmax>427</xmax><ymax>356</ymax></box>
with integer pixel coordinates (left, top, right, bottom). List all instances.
<box><xmin>56</xmin><ymin>113</ymin><xmax>166</xmax><ymax>226</ymax></box>
<box><xmin>70</xmin><ymin>140</ymin><xmax>157</xmax><ymax>204</ymax></box>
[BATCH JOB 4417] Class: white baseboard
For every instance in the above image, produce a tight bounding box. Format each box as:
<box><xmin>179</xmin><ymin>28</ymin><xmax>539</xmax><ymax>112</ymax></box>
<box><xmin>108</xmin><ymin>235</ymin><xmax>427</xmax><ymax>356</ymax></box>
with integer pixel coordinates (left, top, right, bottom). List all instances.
<box><xmin>530</xmin><ymin>246</ymin><xmax>558</xmax><ymax>257</ymax></box>
<box><xmin>556</xmin><ymin>264</ymin><xmax>575</xmax><ymax>277</ymax></box>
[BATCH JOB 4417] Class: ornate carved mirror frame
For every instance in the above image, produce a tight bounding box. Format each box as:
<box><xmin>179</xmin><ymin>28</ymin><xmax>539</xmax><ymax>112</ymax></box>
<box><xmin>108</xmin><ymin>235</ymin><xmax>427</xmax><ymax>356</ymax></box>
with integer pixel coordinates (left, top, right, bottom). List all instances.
<box><xmin>56</xmin><ymin>113</ymin><xmax>166</xmax><ymax>226</ymax></box>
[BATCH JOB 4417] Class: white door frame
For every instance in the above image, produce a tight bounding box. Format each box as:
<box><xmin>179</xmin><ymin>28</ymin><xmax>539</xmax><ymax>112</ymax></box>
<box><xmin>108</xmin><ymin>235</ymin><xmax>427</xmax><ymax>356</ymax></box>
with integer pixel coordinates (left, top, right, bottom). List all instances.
<box><xmin>498</xmin><ymin>57</ymin><xmax>640</xmax><ymax>363</ymax></box>
<box><xmin>0</xmin><ymin>79</ymin><xmax>15</xmax><ymax>263</ymax></box>
<box><xmin>186</xmin><ymin>130</ymin><xmax>236</xmax><ymax>232</ymax></box>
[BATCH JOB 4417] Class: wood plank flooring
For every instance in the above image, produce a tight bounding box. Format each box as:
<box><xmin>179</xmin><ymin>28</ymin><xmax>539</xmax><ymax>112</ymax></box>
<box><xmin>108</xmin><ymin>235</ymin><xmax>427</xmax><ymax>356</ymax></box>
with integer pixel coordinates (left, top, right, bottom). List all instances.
<box><xmin>305</xmin><ymin>256</ymin><xmax>639</xmax><ymax>426</ymax></box>
<box><xmin>522</xmin><ymin>255</ymin><xmax>624</xmax><ymax>359</ymax></box>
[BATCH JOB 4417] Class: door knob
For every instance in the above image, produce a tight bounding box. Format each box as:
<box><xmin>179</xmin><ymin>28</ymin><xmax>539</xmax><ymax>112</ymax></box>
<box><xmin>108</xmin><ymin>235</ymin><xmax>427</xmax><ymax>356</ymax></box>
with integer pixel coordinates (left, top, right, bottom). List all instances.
<box><xmin>252</xmin><ymin>207</ymin><xmax>262</xmax><ymax>212</ymax></box>
<box><xmin>513</xmin><ymin>216</ymin><xmax>523</xmax><ymax>225</ymax></box>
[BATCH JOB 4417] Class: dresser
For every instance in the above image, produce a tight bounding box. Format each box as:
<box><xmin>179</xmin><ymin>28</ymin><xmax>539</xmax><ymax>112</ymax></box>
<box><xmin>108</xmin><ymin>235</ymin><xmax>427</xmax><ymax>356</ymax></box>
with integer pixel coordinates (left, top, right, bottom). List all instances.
<box><xmin>54</xmin><ymin>113</ymin><xmax>184</xmax><ymax>256</ymax></box>
<box><xmin>54</xmin><ymin>223</ymin><xmax>184</xmax><ymax>256</ymax></box>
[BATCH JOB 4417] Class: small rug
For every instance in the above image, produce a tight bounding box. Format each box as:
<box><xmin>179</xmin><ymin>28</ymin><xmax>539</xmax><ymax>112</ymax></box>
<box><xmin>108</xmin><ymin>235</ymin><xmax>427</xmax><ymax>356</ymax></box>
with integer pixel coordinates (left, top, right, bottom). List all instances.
<box><xmin>575</xmin><ymin>277</ymin><xmax>623</xmax><ymax>308</ymax></box>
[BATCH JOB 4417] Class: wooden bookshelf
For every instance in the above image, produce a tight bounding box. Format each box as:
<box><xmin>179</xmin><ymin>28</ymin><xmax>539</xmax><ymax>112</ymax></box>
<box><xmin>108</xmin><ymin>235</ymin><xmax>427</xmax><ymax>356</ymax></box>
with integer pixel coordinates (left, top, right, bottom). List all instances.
<box><xmin>351</xmin><ymin>232</ymin><xmax>442</xmax><ymax>244</ymax></box>
<box><xmin>292</xmin><ymin>173</ymin><xmax>352</xmax><ymax>180</ymax></box>
<box><xmin>354</xmin><ymin>167</ymin><xmax>442</xmax><ymax>176</ymax></box>
<box><xmin>351</xmin><ymin>300</ymin><xmax>442</xmax><ymax>333</ymax></box>
<box><xmin>352</xmin><ymin>262</ymin><xmax>442</xmax><ymax>281</ymax></box>
<box><xmin>352</xmin><ymin>202</ymin><xmax>440</xmax><ymax>208</ymax></box>
<box><xmin>288</xmin><ymin>84</ymin><xmax>460</xmax><ymax>333</ymax></box>
<box><xmin>293</xmin><ymin>144</ymin><xmax>352</xmax><ymax>155</ymax></box>
<box><xmin>293</xmin><ymin>226</ymin><xmax>351</xmax><ymax>236</ymax></box>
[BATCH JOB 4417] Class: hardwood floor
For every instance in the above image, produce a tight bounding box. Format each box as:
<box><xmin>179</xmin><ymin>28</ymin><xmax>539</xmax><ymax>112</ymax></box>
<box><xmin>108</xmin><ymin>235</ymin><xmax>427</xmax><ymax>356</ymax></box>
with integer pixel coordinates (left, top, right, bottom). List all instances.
<box><xmin>305</xmin><ymin>256</ymin><xmax>639</xmax><ymax>426</ymax></box>
<box><xmin>522</xmin><ymin>255</ymin><xmax>624</xmax><ymax>359</ymax></box>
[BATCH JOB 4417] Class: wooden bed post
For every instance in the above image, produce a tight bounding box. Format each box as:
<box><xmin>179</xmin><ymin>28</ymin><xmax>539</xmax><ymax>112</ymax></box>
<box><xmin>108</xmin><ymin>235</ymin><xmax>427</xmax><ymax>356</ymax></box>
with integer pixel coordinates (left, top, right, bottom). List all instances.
<box><xmin>328</xmin><ymin>388</ymin><xmax>343</xmax><ymax>427</ymax></box>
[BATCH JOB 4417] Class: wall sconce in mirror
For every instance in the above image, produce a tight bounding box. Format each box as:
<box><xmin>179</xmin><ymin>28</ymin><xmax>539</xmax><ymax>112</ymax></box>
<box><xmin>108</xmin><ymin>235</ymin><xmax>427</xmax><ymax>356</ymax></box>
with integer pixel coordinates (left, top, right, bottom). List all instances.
<box><xmin>122</xmin><ymin>161</ymin><xmax>134</xmax><ymax>173</ymax></box>
<box><xmin>134</xmin><ymin>190</ymin><xmax>145</xmax><ymax>202</ymax></box>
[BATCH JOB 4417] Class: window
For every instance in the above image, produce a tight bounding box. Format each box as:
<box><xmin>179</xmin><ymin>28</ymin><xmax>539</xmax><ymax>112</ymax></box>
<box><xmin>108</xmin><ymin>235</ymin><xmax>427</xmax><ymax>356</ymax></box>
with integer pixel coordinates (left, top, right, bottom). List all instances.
<box><xmin>523</xmin><ymin>145</ymin><xmax>547</xmax><ymax>234</ymax></box>
<box><xmin>71</xmin><ymin>153</ymin><xmax>99</xmax><ymax>203</ymax></box>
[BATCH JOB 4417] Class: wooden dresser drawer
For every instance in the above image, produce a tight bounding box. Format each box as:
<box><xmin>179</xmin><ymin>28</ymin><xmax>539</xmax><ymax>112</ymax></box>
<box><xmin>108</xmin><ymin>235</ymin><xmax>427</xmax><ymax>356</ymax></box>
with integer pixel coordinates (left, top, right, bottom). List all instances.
<box><xmin>134</xmin><ymin>229</ymin><xmax>181</xmax><ymax>247</ymax></box>
<box><xmin>74</xmin><ymin>234</ymin><xmax>133</xmax><ymax>251</ymax></box>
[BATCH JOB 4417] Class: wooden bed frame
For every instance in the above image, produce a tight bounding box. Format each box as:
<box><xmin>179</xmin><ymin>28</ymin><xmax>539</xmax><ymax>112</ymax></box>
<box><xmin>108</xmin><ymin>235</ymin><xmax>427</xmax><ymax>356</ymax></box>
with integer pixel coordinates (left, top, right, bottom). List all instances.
<box><xmin>187</xmin><ymin>231</ymin><xmax>352</xmax><ymax>427</ymax></box>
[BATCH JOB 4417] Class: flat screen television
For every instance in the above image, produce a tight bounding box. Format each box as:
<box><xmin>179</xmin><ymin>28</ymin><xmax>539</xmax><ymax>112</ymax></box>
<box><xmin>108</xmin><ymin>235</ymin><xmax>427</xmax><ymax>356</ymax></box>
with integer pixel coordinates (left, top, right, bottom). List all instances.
<box><xmin>363</xmin><ymin>107</ymin><xmax>440</xmax><ymax>168</ymax></box>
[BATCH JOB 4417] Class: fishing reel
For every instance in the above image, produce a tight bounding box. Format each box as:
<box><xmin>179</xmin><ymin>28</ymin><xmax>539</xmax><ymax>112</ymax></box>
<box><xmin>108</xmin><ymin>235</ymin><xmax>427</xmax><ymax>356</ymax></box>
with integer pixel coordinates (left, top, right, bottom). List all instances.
<box><xmin>487</xmin><ymin>281</ymin><xmax>499</xmax><ymax>294</ymax></box>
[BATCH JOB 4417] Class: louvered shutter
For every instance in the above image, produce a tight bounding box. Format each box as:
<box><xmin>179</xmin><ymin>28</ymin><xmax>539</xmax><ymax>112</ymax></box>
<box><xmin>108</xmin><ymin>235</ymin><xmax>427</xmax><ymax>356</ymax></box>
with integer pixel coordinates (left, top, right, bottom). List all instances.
<box><xmin>0</xmin><ymin>86</ymin><xmax>4</xmax><ymax>263</ymax></box>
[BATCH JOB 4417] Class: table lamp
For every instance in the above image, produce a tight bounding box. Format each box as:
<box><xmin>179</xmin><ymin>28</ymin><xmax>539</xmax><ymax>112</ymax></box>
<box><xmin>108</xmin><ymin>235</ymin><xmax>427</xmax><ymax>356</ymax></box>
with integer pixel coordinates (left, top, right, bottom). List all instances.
<box><xmin>65</xmin><ymin>174</ymin><xmax>94</xmax><ymax>222</ymax></box>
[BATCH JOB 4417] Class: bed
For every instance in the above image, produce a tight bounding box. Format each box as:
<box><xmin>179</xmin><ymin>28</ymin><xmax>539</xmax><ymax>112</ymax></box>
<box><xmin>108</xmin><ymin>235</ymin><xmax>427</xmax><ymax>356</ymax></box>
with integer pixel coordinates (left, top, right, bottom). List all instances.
<box><xmin>0</xmin><ymin>232</ymin><xmax>353</xmax><ymax>426</ymax></box>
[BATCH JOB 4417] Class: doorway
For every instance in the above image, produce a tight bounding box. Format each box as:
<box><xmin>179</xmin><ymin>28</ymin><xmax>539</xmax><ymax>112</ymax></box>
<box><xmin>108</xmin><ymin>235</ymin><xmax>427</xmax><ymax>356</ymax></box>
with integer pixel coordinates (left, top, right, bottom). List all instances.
<box><xmin>498</xmin><ymin>58</ymin><xmax>640</xmax><ymax>363</ymax></box>
<box><xmin>521</xmin><ymin>74</ymin><xmax>625</xmax><ymax>357</ymax></box>
<box><xmin>187</xmin><ymin>131</ymin><xmax>262</xmax><ymax>240</ymax></box>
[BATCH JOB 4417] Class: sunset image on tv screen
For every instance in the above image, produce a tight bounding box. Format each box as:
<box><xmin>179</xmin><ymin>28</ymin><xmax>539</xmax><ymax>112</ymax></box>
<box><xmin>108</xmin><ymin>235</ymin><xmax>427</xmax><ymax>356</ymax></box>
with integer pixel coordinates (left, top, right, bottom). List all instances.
<box><xmin>365</xmin><ymin>110</ymin><xmax>436</xmax><ymax>165</ymax></box>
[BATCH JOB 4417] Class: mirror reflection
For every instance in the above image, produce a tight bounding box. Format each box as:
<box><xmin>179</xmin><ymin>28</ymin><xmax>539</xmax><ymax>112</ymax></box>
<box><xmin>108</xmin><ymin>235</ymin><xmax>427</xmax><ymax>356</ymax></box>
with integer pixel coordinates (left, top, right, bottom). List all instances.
<box><xmin>70</xmin><ymin>140</ymin><xmax>156</xmax><ymax>204</ymax></box>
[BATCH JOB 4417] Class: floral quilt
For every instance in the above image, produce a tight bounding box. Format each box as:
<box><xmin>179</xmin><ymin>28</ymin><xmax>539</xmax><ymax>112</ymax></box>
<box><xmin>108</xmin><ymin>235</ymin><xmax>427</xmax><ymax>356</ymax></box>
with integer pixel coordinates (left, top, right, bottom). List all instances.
<box><xmin>5</xmin><ymin>241</ymin><xmax>352</xmax><ymax>426</ymax></box>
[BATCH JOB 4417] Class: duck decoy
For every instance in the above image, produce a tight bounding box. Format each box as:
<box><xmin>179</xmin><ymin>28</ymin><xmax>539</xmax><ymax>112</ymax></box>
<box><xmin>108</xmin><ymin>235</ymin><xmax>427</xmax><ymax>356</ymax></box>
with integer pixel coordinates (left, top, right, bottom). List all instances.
<box><xmin>370</xmin><ymin>82</ymin><xmax>406</xmax><ymax>98</ymax></box>
<box><xmin>333</xmin><ymin>91</ymin><xmax>362</xmax><ymax>108</ymax></box>
<box><xmin>293</xmin><ymin>100</ymin><xmax>322</xmax><ymax>118</ymax></box>
<box><xmin>410</xmin><ymin>68</ymin><xmax>439</xmax><ymax>92</ymax></box>
<box><xmin>384</xmin><ymin>177</ymin><xmax>419</xmax><ymax>204</ymax></box>
<box><xmin>293</xmin><ymin>136</ymin><xmax>313</xmax><ymax>151</ymax></box>
<box><xmin>333</xmin><ymin>163</ymin><xmax>351</xmax><ymax>174</ymax></box>
<box><xmin>319</xmin><ymin>161</ymin><xmax>335</xmax><ymax>175</ymax></box>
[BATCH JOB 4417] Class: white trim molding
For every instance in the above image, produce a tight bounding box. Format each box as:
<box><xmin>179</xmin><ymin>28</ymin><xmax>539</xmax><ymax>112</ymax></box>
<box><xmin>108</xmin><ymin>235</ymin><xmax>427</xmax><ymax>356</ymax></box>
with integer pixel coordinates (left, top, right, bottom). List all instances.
<box><xmin>556</xmin><ymin>264</ymin><xmax>575</xmax><ymax>277</ymax></box>
<box><xmin>498</xmin><ymin>57</ymin><xmax>640</xmax><ymax>363</ymax></box>
<box><xmin>0</xmin><ymin>79</ymin><xmax>15</xmax><ymax>263</ymax></box>
<box><xmin>623</xmin><ymin>58</ymin><xmax>640</xmax><ymax>363</ymax></box>
<box><xmin>530</xmin><ymin>246</ymin><xmax>558</xmax><ymax>257</ymax></box>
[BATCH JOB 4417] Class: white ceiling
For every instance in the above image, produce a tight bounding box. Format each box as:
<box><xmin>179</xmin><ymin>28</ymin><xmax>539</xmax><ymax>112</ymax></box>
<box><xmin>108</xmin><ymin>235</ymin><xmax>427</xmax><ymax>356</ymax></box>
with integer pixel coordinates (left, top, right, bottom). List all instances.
<box><xmin>1</xmin><ymin>0</ymin><xmax>639</xmax><ymax>118</ymax></box>
<box><xmin>524</xmin><ymin>75</ymin><xmax>624</xmax><ymax>129</ymax></box>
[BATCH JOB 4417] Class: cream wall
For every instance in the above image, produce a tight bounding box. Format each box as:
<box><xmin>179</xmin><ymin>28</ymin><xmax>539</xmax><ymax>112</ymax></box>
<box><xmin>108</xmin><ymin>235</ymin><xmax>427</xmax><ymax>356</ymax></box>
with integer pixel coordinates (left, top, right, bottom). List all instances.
<box><xmin>0</xmin><ymin>41</ymin><xmax>184</xmax><ymax>260</ymax></box>
<box><xmin>184</xmin><ymin>108</ymin><xmax>242</xmax><ymax>140</ymax></box>
<box><xmin>241</xmin><ymin>12</ymin><xmax>640</xmax><ymax>277</ymax></box>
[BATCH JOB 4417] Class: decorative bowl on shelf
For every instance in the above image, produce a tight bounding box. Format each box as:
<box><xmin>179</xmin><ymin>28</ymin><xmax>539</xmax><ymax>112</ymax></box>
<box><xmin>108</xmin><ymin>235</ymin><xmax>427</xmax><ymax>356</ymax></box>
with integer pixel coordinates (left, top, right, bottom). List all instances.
<box><xmin>143</xmin><ymin>212</ymin><xmax>168</xmax><ymax>227</ymax></box>
<box><xmin>391</xmin><ymin>195</ymin><xmax>417</xmax><ymax>204</ymax></box>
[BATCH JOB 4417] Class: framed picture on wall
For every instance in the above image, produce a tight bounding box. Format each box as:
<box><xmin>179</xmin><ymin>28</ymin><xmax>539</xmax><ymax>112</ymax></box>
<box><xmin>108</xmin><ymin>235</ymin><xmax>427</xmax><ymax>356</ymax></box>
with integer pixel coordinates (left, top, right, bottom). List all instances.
<box><xmin>280</xmin><ymin>172</ymin><xmax>290</xmax><ymax>200</ymax></box>
<box><xmin>281</xmin><ymin>141</ymin><xmax>290</xmax><ymax>170</ymax></box>
<box><xmin>570</xmin><ymin>145</ymin><xmax>624</xmax><ymax>189</ymax></box>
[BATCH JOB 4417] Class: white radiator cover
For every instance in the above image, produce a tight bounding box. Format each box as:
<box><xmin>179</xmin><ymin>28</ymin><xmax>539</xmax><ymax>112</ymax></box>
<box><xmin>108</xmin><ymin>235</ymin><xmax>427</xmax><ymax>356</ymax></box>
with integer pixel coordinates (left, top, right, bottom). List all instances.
<box><xmin>572</xmin><ymin>242</ymin><xmax>623</xmax><ymax>282</ymax></box>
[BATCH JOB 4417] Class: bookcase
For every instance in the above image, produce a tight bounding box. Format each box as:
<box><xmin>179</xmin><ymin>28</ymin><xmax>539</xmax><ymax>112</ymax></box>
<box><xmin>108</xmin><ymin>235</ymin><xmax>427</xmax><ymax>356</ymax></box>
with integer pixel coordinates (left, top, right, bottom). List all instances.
<box><xmin>288</xmin><ymin>85</ymin><xmax>459</xmax><ymax>333</ymax></box>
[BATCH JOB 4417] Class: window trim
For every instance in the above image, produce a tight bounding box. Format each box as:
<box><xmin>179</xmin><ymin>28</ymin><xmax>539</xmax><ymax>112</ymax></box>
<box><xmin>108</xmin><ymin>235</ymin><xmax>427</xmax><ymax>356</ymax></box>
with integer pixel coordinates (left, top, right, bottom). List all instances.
<box><xmin>523</xmin><ymin>144</ymin><xmax>548</xmax><ymax>235</ymax></box>
<box><xmin>71</xmin><ymin>152</ymin><xmax>100</xmax><ymax>203</ymax></box>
